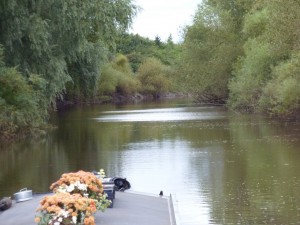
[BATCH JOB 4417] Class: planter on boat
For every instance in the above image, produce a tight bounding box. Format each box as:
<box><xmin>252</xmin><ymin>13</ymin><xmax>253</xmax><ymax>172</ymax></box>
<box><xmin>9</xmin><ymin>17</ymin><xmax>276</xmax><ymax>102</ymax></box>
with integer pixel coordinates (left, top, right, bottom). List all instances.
<box><xmin>13</xmin><ymin>188</ymin><xmax>33</xmax><ymax>203</ymax></box>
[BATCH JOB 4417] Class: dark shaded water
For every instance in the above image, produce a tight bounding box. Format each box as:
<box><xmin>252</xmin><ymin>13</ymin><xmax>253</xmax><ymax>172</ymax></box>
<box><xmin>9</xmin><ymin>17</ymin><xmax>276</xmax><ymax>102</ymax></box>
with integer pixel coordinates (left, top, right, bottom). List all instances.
<box><xmin>1</xmin><ymin>100</ymin><xmax>300</xmax><ymax>224</ymax></box>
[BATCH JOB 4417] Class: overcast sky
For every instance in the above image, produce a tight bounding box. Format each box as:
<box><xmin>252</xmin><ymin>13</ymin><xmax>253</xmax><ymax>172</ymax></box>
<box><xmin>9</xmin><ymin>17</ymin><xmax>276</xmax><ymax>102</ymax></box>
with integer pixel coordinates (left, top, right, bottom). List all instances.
<box><xmin>130</xmin><ymin>0</ymin><xmax>202</xmax><ymax>43</ymax></box>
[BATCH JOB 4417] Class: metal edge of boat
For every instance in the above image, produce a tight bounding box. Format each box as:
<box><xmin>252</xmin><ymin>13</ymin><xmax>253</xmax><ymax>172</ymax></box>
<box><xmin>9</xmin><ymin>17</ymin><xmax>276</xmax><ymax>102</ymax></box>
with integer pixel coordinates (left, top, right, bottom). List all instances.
<box><xmin>169</xmin><ymin>194</ymin><xmax>180</xmax><ymax>225</ymax></box>
<box><xmin>125</xmin><ymin>190</ymin><xmax>180</xmax><ymax>225</ymax></box>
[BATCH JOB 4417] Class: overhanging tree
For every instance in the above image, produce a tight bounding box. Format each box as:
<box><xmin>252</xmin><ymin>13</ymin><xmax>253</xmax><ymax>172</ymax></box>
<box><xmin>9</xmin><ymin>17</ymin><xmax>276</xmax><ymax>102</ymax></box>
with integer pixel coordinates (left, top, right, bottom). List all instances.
<box><xmin>0</xmin><ymin>0</ymin><xmax>137</xmax><ymax>103</ymax></box>
<box><xmin>181</xmin><ymin>0</ymin><xmax>251</xmax><ymax>103</ymax></box>
<box><xmin>0</xmin><ymin>0</ymin><xmax>137</xmax><ymax>138</ymax></box>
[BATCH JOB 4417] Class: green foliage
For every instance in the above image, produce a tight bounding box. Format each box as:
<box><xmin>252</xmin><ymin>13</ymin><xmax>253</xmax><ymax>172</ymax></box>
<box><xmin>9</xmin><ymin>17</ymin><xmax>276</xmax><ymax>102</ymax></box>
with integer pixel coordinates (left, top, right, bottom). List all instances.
<box><xmin>228</xmin><ymin>0</ymin><xmax>300</xmax><ymax>115</ymax></box>
<box><xmin>264</xmin><ymin>0</ymin><xmax>300</xmax><ymax>60</ymax></box>
<box><xmin>116</xmin><ymin>33</ymin><xmax>182</xmax><ymax>71</ymax></box>
<box><xmin>182</xmin><ymin>0</ymin><xmax>300</xmax><ymax>115</ymax></box>
<box><xmin>137</xmin><ymin>58</ymin><xmax>171</xmax><ymax>98</ymax></box>
<box><xmin>97</xmin><ymin>65</ymin><xmax>119</xmax><ymax>97</ymax></box>
<box><xmin>243</xmin><ymin>8</ymin><xmax>268</xmax><ymax>38</ymax></box>
<box><xmin>115</xmin><ymin>32</ymin><xmax>183</xmax><ymax>96</ymax></box>
<box><xmin>126</xmin><ymin>52</ymin><xmax>144</xmax><ymax>73</ymax></box>
<box><xmin>154</xmin><ymin>36</ymin><xmax>162</xmax><ymax>47</ymax></box>
<box><xmin>117</xmin><ymin>74</ymin><xmax>140</xmax><ymax>96</ymax></box>
<box><xmin>0</xmin><ymin>0</ymin><xmax>137</xmax><ymax>137</ymax></box>
<box><xmin>0</xmin><ymin>46</ymin><xmax>47</xmax><ymax>139</ymax></box>
<box><xmin>112</xmin><ymin>54</ymin><xmax>132</xmax><ymax>74</ymax></box>
<box><xmin>207</xmin><ymin>0</ymin><xmax>254</xmax><ymax>31</ymax></box>
<box><xmin>228</xmin><ymin>39</ymin><xmax>273</xmax><ymax>111</ymax></box>
<box><xmin>181</xmin><ymin>0</ymin><xmax>245</xmax><ymax>103</ymax></box>
<box><xmin>260</xmin><ymin>53</ymin><xmax>300</xmax><ymax>115</ymax></box>
<box><xmin>0</xmin><ymin>0</ymin><xmax>137</xmax><ymax>103</ymax></box>
<box><xmin>97</xmin><ymin>54</ymin><xmax>140</xmax><ymax>99</ymax></box>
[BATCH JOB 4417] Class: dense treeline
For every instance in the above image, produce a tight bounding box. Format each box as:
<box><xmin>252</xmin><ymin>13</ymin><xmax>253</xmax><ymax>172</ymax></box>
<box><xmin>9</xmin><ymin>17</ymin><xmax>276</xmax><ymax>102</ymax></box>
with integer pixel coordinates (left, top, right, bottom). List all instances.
<box><xmin>114</xmin><ymin>34</ymin><xmax>182</xmax><ymax>98</ymax></box>
<box><xmin>182</xmin><ymin>0</ymin><xmax>300</xmax><ymax>116</ymax></box>
<box><xmin>0</xmin><ymin>0</ymin><xmax>181</xmax><ymax>139</ymax></box>
<box><xmin>0</xmin><ymin>0</ymin><xmax>137</xmax><ymax>139</ymax></box>
<box><xmin>116</xmin><ymin>33</ymin><xmax>181</xmax><ymax>71</ymax></box>
<box><xmin>2</xmin><ymin>0</ymin><xmax>300</xmax><ymax>140</ymax></box>
<box><xmin>0</xmin><ymin>46</ymin><xmax>48</xmax><ymax>139</ymax></box>
<box><xmin>95</xmin><ymin>52</ymin><xmax>175</xmax><ymax>102</ymax></box>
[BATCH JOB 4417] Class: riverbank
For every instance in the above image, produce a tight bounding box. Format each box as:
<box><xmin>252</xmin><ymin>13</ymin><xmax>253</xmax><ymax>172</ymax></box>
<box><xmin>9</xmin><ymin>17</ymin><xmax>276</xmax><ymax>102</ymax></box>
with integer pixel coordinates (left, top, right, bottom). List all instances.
<box><xmin>57</xmin><ymin>92</ymin><xmax>191</xmax><ymax>108</ymax></box>
<box><xmin>0</xmin><ymin>191</ymin><xmax>177</xmax><ymax>225</ymax></box>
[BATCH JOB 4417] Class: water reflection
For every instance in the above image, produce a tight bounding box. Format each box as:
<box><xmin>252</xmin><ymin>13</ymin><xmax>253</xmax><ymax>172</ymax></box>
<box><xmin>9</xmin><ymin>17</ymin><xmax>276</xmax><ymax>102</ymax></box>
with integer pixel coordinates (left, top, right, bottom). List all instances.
<box><xmin>1</xmin><ymin>101</ymin><xmax>300</xmax><ymax>225</ymax></box>
<box><xmin>95</xmin><ymin>107</ymin><xmax>224</xmax><ymax>122</ymax></box>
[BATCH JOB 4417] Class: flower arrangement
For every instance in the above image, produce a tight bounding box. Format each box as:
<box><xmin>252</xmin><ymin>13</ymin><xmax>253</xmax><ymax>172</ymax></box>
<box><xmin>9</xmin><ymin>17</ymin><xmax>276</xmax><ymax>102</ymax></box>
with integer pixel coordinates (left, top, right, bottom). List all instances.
<box><xmin>35</xmin><ymin>170</ymin><xmax>110</xmax><ymax>225</ymax></box>
<box><xmin>35</xmin><ymin>192</ymin><xmax>96</xmax><ymax>225</ymax></box>
<box><xmin>50</xmin><ymin>170</ymin><xmax>110</xmax><ymax>210</ymax></box>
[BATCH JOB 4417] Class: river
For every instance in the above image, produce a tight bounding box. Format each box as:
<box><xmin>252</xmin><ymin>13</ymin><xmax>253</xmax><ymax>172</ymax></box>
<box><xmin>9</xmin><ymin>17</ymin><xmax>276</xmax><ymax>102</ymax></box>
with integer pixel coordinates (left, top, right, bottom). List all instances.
<box><xmin>1</xmin><ymin>99</ymin><xmax>300</xmax><ymax>224</ymax></box>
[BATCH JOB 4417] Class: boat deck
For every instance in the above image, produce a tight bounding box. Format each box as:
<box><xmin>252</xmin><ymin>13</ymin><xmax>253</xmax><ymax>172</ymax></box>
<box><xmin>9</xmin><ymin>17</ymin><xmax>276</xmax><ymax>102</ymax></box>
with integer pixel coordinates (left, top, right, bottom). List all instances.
<box><xmin>0</xmin><ymin>191</ymin><xmax>176</xmax><ymax>225</ymax></box>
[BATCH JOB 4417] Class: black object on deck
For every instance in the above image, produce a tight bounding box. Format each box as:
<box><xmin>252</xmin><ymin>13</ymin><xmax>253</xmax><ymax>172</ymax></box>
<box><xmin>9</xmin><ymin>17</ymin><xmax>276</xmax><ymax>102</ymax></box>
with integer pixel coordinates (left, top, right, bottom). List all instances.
<box><xmin>92</xmin><ymin>171</ymin><xmax>131</xmax><ymax>208</ymax></box>
<box><xmin>92</xmin><ymin>171</ymin><xmax>131</xmax><ymax>192</ymax></box>
<box><xmin>0</xmin><ymin>197</ymin><xmax>12</xmax><ymax>211</ymax></box>
<box><xmin>111</xmin><ymin>177</ymin><xmax>131</xmax><ymax>191</ymax></box>
<box><xmin>101</xmin><ymin>177</ymin><xmax>131</xmax><ymax>208</ymax></box>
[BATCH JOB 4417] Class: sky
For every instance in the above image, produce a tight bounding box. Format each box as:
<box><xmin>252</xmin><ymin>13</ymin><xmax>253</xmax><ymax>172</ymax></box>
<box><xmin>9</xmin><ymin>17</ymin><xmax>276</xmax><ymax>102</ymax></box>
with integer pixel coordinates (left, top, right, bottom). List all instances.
<box><xmin>130</xmin><ymin>0</ymin><xmax>202</xmax><ymax>43</ymax></box>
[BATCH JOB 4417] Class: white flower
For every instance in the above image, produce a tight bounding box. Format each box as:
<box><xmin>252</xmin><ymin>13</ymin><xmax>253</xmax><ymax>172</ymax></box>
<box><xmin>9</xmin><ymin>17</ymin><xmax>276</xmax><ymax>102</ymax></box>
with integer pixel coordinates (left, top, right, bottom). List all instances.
<box><xmin>60</xmin><ymin>210</ymin><xmax>69</xmax><ymax>218</ymax></box>
<box><xmin>55</xmin><ymin>186</ymin><xmax>67</xmax><ymax>193</ymax></box>
<box><xmin>58</xmin><ymin>217</ymin><xmax>63</xmax><ymax>222</ymax></box>
<box><xmin>78</xmin><ymin>183</ymin><xmax>87</xmax><ymax>191</ymax></box>
<box><xmin>99</xmin><ymin>169</ymin><xmax>106</xmax><ymax>178</ymax></box>
<box><xmin>72</xmin><ymin>216</ymin><xmax>77</xmax><ymax>224</ymax></box>
<box><xmin>54</xmin><ymin>222</ymin><xmax>60</xmax><ymax>225</ymax></box>
<box><xmin>66</xmin><ymin>184</ymin><xmax>75</xmax><ymax>192</ymax></box>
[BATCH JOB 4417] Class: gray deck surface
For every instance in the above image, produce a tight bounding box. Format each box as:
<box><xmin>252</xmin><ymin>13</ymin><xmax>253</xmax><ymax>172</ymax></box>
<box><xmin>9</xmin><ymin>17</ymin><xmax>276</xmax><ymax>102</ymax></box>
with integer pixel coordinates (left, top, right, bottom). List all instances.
<box><xmin>0</xmin><ymin>191</ymin><xmax>172</xmax><ymax>225</ymax></box>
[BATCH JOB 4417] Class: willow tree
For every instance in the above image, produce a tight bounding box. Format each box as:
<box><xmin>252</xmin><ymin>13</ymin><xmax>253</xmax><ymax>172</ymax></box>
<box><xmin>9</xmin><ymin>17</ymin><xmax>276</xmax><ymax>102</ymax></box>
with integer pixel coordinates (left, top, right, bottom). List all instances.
<box><xmin>0</xmin><ymin>0</ymin><xmax>137</xmax><ymax>103</ymax></box>
<box><xmin>228</xmin><ymin>0</ymin><xmax>300</xmax><ymax>115</ymax></box>
<box><xmin>260</xmin><ymin>0</ymin><xmax>300</xmax><ymax>115</ymax></box>
<box><xmin>0</xmin><ymin>0</ymin><xmax>137</xmax><ymax>138</ymax></box>
<box><xmin>137</xmin><ymin>58</ymin><xmax>171</xmax><ymax>98</ymax></box>
<box><xmin>181</xmin><ymin>0</ymin><xmax>252</xmax><ymax>103</ymax></box>
<box><xmin>97</xmin><ymin>54</ymin><xmax>140</xmax><ymax>99</ymax></box>
<box><xmin>0</xmin><ymin>45</ymin><xmax>47</xmax><ymax>139</ymax></box>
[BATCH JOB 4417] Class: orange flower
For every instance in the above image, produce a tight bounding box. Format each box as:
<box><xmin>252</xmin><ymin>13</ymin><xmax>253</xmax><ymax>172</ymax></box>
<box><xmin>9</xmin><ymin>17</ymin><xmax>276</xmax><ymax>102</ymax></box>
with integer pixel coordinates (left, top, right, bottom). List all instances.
<box><xmin>84</xmin><ymin>216</ymin><xmax>95</xmax><ymax>225</ymax></box>
<box><xmin>37</xmin><ymin>170</ymin><xmax>111</xmax><ymax>225</ymax></box>
<box><xmin>34</xmin><ymin>217</ymin><xmax>41</xmax><ymax>223</ymax></box>
<box><xmin>50</xmin><ymin>170</ymin><xmax>104</xmax><ymax>198</ymax></box>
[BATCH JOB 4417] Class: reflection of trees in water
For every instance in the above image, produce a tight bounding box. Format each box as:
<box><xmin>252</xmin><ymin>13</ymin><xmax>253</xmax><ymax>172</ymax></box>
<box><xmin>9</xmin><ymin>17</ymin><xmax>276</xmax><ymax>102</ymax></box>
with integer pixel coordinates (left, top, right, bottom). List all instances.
<box><xmin>206</xmin><ymin>115</ymin><xmax>300</xmax><ymax>224</ymax></box>
<box><xmin>0</xmin><ymin>137</ymin><xmax>69</xmax><ymax>196</ymax></box>
<box><xmin>1</xmin><ymin>105</ymin><xmax>300</xmax><ymax>225</ymax></box>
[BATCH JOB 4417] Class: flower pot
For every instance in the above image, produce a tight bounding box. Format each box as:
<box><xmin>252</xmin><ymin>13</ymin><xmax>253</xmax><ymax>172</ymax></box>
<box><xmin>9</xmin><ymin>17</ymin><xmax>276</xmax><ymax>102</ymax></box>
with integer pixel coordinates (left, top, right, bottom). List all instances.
<box><xmin>13</xmin><ymin>188</ymin><xmax>33</xmax><ymax>203</ymax></box>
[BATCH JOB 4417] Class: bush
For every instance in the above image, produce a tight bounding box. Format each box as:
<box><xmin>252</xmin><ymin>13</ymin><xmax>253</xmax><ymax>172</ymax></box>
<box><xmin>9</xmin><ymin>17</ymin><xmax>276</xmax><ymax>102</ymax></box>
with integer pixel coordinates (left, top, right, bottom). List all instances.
<box><xmin>137</xmin><ymin>58</ymin><xmax>171</xmax><ymax>98</ymax></box>
<box><xmin>96</xmin><ymin>54</ymin><xmax>140</xmax><ymax>98</ymax></box>
<box><xmin>228</xmin><ymin>39</ymin><xmax>273</xmax><ymax>112</ymax></box>
<box><xmin>0</xmin><ymin>46</ymin><xmax>48</xmax><ymax>139</ymax></box>
<box><xmin>97</xmin><ymin>65</ymin><xmax>119</xmax><ymax>96</ymax></box>
<box><xmin>259</xmin><ymin>53</ymin><xmax>300</xmax><ymax>115</ymax></box>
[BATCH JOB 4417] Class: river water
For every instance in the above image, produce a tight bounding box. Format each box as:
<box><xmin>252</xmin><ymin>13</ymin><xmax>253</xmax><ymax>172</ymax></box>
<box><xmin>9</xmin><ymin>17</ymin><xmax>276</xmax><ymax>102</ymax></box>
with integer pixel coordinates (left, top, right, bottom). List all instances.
<box><xmin>1</xmin><ymin>99</ymin><xmax>300</xmax><ymax>224</ymax></box>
